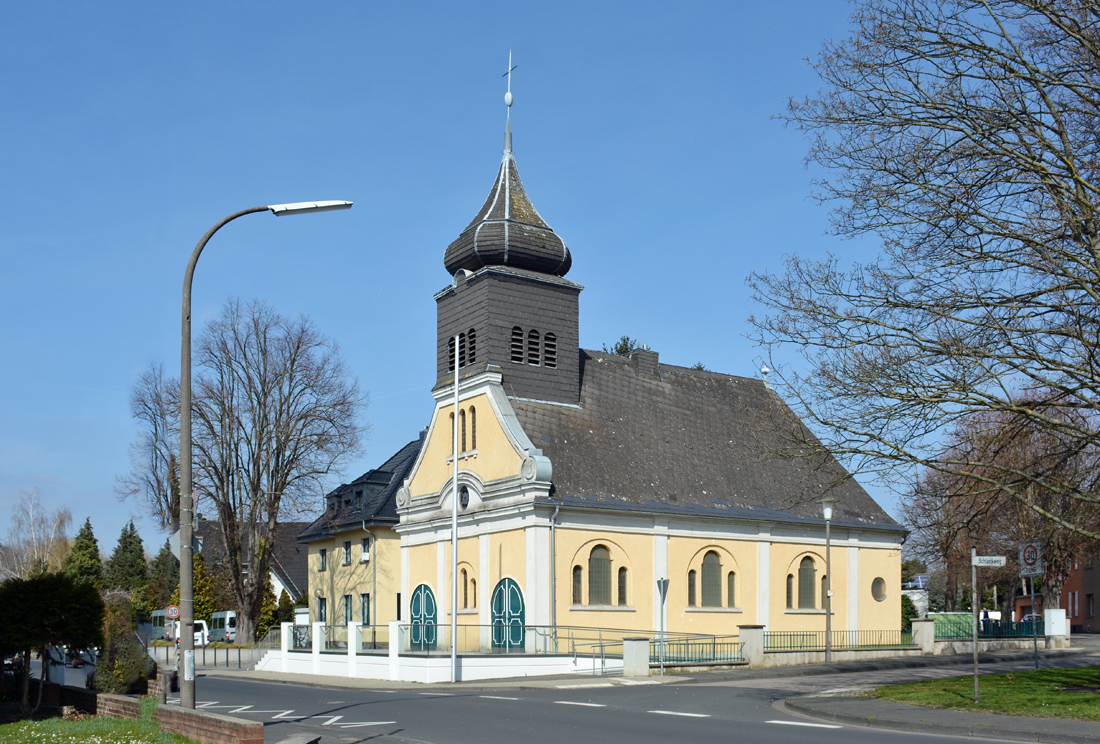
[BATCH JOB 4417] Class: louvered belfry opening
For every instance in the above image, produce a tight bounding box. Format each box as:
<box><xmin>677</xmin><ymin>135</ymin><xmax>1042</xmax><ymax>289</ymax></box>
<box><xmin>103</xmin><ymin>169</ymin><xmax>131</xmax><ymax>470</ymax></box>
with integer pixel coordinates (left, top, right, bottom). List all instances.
<box><xmin>511</xmin><ymin>327</ymin><xmax>524</xmax><ymax>363</ymax></box>
<box><xmin>543</xmin><ymin>332</ymin><xmax>557</xmax><ymax>368</ymax></box>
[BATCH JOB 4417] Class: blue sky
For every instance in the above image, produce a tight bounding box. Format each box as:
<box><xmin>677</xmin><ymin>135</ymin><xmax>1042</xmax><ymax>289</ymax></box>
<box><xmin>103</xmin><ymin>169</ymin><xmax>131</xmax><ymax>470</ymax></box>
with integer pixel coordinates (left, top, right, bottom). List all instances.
<box><xmin>0</xmin><ymin>1</ymin><xmax>885</xmax><ymax>553</ymax></box>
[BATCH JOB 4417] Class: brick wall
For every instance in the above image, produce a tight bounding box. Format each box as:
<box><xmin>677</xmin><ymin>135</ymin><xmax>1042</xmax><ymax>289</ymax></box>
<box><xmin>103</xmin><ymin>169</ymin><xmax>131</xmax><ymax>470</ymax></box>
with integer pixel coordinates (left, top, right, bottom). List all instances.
<box><xmin>94</xmin><ymin>692</ymin><xmax>263</xmax><ymax>744</ymax></box>
<box><xmin>96</xmin><ymin>693</ymin><xmax>142</xmax><ymax>719</ymax></box>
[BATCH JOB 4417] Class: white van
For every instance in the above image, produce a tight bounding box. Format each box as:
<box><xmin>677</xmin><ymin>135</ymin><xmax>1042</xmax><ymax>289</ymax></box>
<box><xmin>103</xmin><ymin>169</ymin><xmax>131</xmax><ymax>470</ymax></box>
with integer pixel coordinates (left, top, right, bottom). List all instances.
<box><xmin>151</xmin><ymin>609</ymin><xmax>170</xmax><ymax>641</ymax></box>
<box><xmin>210</xmin><ymin>611</ymin><xmax>237</xmax><ymax>643</ymax></box>
<box><xmin>174</xmin><ymin>619</ymin><xmax>209</xmax><ymax>647</ymax></box>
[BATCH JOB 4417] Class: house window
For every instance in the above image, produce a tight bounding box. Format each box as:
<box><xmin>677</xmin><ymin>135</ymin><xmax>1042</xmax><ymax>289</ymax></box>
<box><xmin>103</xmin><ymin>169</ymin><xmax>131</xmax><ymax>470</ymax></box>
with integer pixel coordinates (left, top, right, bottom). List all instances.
<box><xmin>527</xmin><ymin>329</ymin><xmax>540</xmax><ymax>366</ymax></box>
<box><xmin>450</xmin><ymin>412</ymin><xmax>455</xmax><ymax>452</ymax></box>
<box><xmin>701</xmin><ymin>551</ymin><xmax>721</xmax><ymax>607</ymax></box>
<box><xmin>360</xmin><ymin>537</ymin><xmax>370</xmax><ymax>562</ymax></box>
<box><xmin>798</xmin><ymin>557</ymin><xmax>816</xmax><ymax>609</ymax></box>
<box><xmin>1087</xmin><ymin>594</ymin><xmax>1094</xmax><ymax>617</ymax></box>
<box><xmin>511</xmin><ymin>327</ymin><xmax>524</xmax><ymax>363</ymax></box>
<box><xmin>396</xmin><ymin>593</ymin><xmax>401</xmax><ymax>621</ymax></box>
<box><xmin>318</xmin><ymin>597</ymin><xmax>327</xmax><ymax>624</ymax></box>
<box><xmin>343</xmin><ymin>541</ymin><xmax>352</xmax><ymax>566</ymax></box>
<box><xmin>688</xmin><ymin>570</ymin><xmax>697</xmax><ymax>607</ymax></box>
<box><xmin>469</xmin><ymin>407</ymin><xmax>476</xmax><ymax>449</ymax></box>
<box><xmin>470</xmin><ymin>579</ymin><xmax>476</xmax><ymax>608</ymax></box>
<box><xmin>872</xmin><ymin>577</ymin><xmax>887</xmax><ymax>602</ymax></box>
<box><xmin>343</xmin><ymin>594</ymin><xmax>353</xmax><ymax>624</ymax></box>
<box><xmin>468</xmin><ymin>328</ymin><xmax>477</xmax><ymax>364</ymax></box>
<box><xmin>822</xmin><ymin>575</ymin><xmax>828</xmax><ymax>609</ymax></box>
<box><xmin>460</xmin><ymin>409</ymin><xmax>467</xmax><ymax>452</ymax></box>
<box><xmin>544</xmin><ymin>332</ymin><xmax>557</xmax><ymax>368</ymax></box>
<box><xmin>354</xmin><ymin>490</ymin><xmax>363</xmax><ymax>510</ymax></box>
<box><xmin>786</xmin><ymin>574</ymin><xmax>794</xmax><ymax>608</ymax></box>
<box><xmin>318</xmin><ymin>548</ymin><xmax>327</xmax><ymax>572</ymax></box>
<box><xmin>361</xmin><ymin>593</ymin><xmax>370</xmax><ymax>625</ymax></box>
<box><xmin>572</xmin><ymin>565</ymin><xmax>583</xmax><ymax>604</ymax></box>
<box><xmin>589</xmin><ymin>546</ymin><xmax>611</xmax><ymax>605</ymax></box>
<box><xmin>462</xmin><ymin>569</ymin><xmax>468</xmax><ymax>609</ymax></box>
<box><xmin>727</xmin><ymin>572</ymin><xmax>736</xmax><ymax>608</ymax></box>
<box><xmin>617</xmin><ymin>567</ymin><xmax>628</xmax><ymax>606</ymax></box>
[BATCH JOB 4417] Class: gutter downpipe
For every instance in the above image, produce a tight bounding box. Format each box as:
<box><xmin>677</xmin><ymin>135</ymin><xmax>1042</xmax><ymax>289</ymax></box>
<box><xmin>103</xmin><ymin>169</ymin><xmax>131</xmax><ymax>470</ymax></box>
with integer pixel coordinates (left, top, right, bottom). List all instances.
<box><xmin>550</xmin><ymin>503</ymin><xmax>560</xmax><ymax>651</ymax></box>
<box><xmin>361</xmin><ymin>521</ymin><xmax>377</xmax><ymax>649</ymax></box>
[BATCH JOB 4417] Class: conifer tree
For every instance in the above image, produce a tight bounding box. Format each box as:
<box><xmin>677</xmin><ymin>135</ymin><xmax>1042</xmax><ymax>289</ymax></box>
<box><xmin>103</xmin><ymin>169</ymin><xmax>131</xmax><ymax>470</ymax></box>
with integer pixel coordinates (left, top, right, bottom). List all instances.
<box><xmin>146</xmin><ymin>539</ymin><xmax>179</xmax><ymax>611</ymax></box>
<box><xmin>169</xmin><ymin>552</ymin><xmax>215</xmax><ymax>626</ymax></box>
<box><xmin>63</xmin><ymin>518</ymin><xmax>103</xmax><ymax>588</ymax></box>
<box><xmin>276</xmin><ymin>590</ymin><xmax>294</xmax><ymax>625</ymax></box>
<box><xmin>103</xmin><ymin>521</ymin><xmax>147</xmax><ymax>592</ymax></box>
<box><xmin>256</xmin><ymin>578</ymin><xmax>277</xmax><ymax>642</ymax></box>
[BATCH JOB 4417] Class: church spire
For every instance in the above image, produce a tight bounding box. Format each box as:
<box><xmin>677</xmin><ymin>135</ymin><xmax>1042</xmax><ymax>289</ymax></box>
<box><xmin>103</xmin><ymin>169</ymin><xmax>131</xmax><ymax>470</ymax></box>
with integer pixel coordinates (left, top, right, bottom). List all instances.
<box><xmin>504</xmin><ymin>50</ymin><xmax>515</xmax><ymax>153</ymax></box>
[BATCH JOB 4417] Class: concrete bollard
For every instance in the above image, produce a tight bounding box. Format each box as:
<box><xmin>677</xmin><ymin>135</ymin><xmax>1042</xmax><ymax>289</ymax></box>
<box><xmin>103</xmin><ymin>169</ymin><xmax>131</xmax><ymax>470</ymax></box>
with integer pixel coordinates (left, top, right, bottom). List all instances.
<box><xmin>623</xmin><ymin>637</ymin><xmax>650</xmax><ymax>677</ymax></box>
<box><xmin>312</xmin><ymin>622</ymin><xmax>323</xmax><ymax>675</ymax></box>
<box><xmin>738</xmin><ymin>625</ymin><xmax>764</xmax><ymax>667</ymax></box>
<box><xmin>911</xmin><ymin>618</ymin><xmax>935</xmax><ymax>655</ymax></box>
<box><xmin>280</xmin><ymin>622</ymin><xmax>292</xmax><ymax>673</ymax></box>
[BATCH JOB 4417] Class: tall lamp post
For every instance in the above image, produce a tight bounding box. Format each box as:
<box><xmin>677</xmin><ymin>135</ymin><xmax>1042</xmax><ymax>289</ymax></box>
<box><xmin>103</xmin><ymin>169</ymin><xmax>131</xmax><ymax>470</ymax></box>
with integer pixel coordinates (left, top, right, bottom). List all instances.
<box><xmin>179</xmin><ymin>200</ymin><xmax>351</xmax><ymax>709</ymax></box>
<box><xmin>819</xmin><ymin>497</ymin><xmax>837</xmax><ymax>663</ymax></box>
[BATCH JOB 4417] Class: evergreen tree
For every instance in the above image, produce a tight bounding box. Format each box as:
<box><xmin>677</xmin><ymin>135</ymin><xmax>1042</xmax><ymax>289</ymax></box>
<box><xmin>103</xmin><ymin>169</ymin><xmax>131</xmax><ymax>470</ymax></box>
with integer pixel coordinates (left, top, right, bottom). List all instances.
<box><xmin>146</xmin><ymin>539</ymin><xmax>179</xmax><ymax>611</ymax></box>
<box><xmin>276</xmin><ymin>590</ymin><xmax>294</xmax><ymax>625</ymax></box>
<box><xmin>169</xmin><ymin>552</ymin><xmax>215</xmax><ymax>626</ymax></box>
<box><xmin>63</xmin><ymin>518</ymin><xmax>103</xmax><ymax>588</ymax></box>
<box><xmin>103</xmin><ymin>521</ymin><xmax>147</xmax><ymax>592</ymax></box>
<box><xmin>256</xmin><ymin>579</ymin><xmax>277</xmax><ymax>642</ymax></box>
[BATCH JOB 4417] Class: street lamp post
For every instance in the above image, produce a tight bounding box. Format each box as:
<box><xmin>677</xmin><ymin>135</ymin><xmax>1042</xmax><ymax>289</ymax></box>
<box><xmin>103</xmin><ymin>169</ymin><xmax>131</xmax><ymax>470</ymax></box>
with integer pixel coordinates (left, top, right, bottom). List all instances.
<box><xmin>820</xmin><ymin>497</ymin><xmax>837</xmax><ymax>663</ymax></box>
<box><xmin>179</xmin><ymin>200</ymin><xmax>351</xmax><ymax>709</ymax></box>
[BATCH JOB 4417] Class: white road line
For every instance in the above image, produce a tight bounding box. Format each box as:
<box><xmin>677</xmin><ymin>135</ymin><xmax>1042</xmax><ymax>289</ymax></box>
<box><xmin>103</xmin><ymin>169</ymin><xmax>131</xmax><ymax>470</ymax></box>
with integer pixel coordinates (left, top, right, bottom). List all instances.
<box><xmin>227</xmin><ymin>706</ymin><xmax>253</xmax><ymax>714</ymax></box>
<box><xmin>419</xmin><ymin>692</ymin><xmax>454</xmax><ymax>696</ymax></box>
<box><xmin>314</xmin><ymin>715</ymin><xmax>343</xmax><ymax>725</ymax></box>
<box><xmin>766</xmin><ymin>720</ymin><xmax>843</xmax><ymax>729</ymax></box>
<box><xmin>555</xmin><ymin>701</ymin><xmax>606</xmax><ymax>707</ymax></box>
<box><xmin>195</xmin><ymin>701</ymin><xmax>220</xmax><ymax>708</ymax></box>
<box><xmin>618</xmin><ymin>679</ymin><xmax>660</xmax><ymax>685</ymax></box>
<box><xmin>339</xmin><ymin>721</ymin><xmax>397</xmax><ymax>728</ymax></box>
<box><xmin>648</xmin><ymin>710</ymin><xmax>710</xmax><ymax>718</ymax></box>
<box><xmin>271</xmin><ymin>710</ymin><xmax>303</xmax><ymax>719</ymax></box>
<box><xmin>480</xmin><ymin>695</ymin><xmax>520</xmax><ymax>701</ymax></box>
<box><xmin>556</xmin><ymin>683</ymin><xmax>613</xmax><ymax>689</ymax></box>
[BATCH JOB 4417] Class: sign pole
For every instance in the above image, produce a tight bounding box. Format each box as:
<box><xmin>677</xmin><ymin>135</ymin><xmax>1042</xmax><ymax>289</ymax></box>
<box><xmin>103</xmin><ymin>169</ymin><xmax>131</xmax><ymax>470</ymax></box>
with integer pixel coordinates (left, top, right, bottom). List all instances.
<box><xmin>972</xmin><ymin>547</ymin><xmax>979</xmax><ymax>703</ymax></box>
<box><xmin>1032</xmin><ymin>576</ymin><xmax>1038</xmax><ymax>669</ymax></box>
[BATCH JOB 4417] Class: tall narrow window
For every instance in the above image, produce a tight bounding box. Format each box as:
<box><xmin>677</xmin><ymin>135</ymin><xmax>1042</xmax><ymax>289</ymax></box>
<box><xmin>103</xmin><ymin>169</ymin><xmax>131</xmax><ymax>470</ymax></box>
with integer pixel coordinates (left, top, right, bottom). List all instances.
<box><xmin>688</xmin><ymin>570</ymin><xmax>697</xmax><ymax>607</ymax></box>
<box><xmin>511</xmin><ymin>327</ymin><xmax>524</xmax><ymax>363</ymax></box>
<box><xmin>572</xmin><ymin>566</ymin><xmax>583</xmax><ymax>604</ymax></box>
<box><xmin>617</xmin><ymin>567</ymin><xmax>628</xmax><ymax>606</ymax></box>
<box><xmin>360</xmin><ymin>537</ymin><xmax>370</xmax><ymax>562</ymax></box>
<box><xmin>458</xmin><ymin>332</ymin><xmax>467</xmax><ymax>367</ymax></box>
<box><xmin>470</xmin><ymin>579</ymin><xmax>476</xmax><ymax>608</ymax></box>
<box><xmin>343</xmin><ymin>594</ymin><xmax>353</xmax><ymax>624</ymax></box>
<box><xmin>448</xmin><ymin>337</ymin><xmax>456</xmax><ymax>371</ymax></box>
<box><xmin>318</xmin><ymin>597</ymin><xmax>327</xmax><ymax>624</ymax></box>
<box><xmin>701</xmin><ymin>551</ymin><xmax>722</xmax><ymax>607</ymax></box>
<box><xmin>786</xmin><ymin>574</ymin><xmax>794</xmax><ymax>608</ymax></box>
<box><xmin>343</xmin><ymin>540</ymin><xmax>352</xmax><ymax>566</ymax></box>
<box><xmin>528</xmin><ymin>329</ymin><xmax>540</xmax><ymax>366</ymax></box>
<box><xmin>460</xmin><ymin>409</ymin><xmax>467</xmax><ymax>452</ymax></box>
<box><xmin>396</xmin><ymin>593</ymin><xmax>401</xmax><ymax>621</ymax></box>
<box><xmin>469</xmin><ymin>407</ymin><xmax>476</xmax><ymax>450</ymax></box>
<box><xmin>468</xmin><ymin>329</ymin><xmax>477</xmax><ymax>364</ymax></box>
<box><xmin>449</xmin><ymin>413</ymin><xmax>455</xmax><ymax>452</ymax></box>
<box><xmin>360</xmin><ymin>593</ymin><xmax>370</xmax><ymax>625</ymax></box>
<box><xmin>821</xmin><ymin>575</ymin><xmax>828</xmax><ymax>610</ymax></box>
<box><xmin>544</xmin><ymin>332</ymin><xmax>557</xmax><ymax>368</ymax></box>
<box><xmin>354</xmin><ymin>490</ymin><xmax>363</xmax><ymax>510</ymax></box>
<box><xmin>319</xmin><ymin>549</ymin><xmax>327</xmax><ymax>572</ymax></box>
<box><xmin>798</xmin><ymin>557</ymin><xmax>816</xmax><ymax>609</ymax></box>
<box><xmin>589</xmin><ymin>546</ymin><xmax>611</xmax><ymax>605</ymax></box>
<box><xmin>462</xmin><ymin>569</ymin><xmax>468</xmax><ymax>609</ymax></box>
<box><xmin>727</xmin><ymin>572</ymin><xmax>736</xmax><ymax>608</ymax></box>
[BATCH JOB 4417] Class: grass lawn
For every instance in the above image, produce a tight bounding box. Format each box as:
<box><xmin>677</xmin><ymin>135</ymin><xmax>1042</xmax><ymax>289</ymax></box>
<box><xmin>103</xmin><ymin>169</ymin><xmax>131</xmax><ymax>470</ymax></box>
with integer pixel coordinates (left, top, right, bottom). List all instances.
<box><xmin>0</xmin><ymin>697</ymin><xmax>196</xmax><ymax>743</ymax></box>
<box><xmin>873</xmin><ymin>665</ymin><xmax>1100</xmax><ymax>721</ymax></box>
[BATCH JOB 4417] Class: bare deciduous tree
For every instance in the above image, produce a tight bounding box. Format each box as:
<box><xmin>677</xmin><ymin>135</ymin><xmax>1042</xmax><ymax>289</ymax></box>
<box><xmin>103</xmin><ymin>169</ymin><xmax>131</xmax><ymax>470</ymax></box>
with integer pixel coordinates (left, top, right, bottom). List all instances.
<box><xmin>191</xmin><ymin>299</ymin><xmax>366</xmax><ymax>642</ymax></box>
<box><xmin>117</xmin><ymin>363</ymin><xmax>180</xmax><ymax>532</ymax></box>
<box><xmin>749</xmin><ymin>0</ymin><xmax>1100</xmax><ymax>539</ymax></box>
<box><xmin>0</xmin><ymin>489</ymin><xmax>72</xmax><ymax>580</ymax></box>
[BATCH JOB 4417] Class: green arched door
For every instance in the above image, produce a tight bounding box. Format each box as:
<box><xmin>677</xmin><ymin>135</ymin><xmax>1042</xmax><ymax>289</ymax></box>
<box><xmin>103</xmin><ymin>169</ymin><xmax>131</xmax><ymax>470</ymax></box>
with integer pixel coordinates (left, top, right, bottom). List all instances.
<box><xmin>410</xmin><ymin>584</ymin><xmax>437</xmax><ymax>649</ymax></box>
<box><xmin>491</xmin><ymin>578</ymin><xmax>525</xmax><ymax>650</ymax></box>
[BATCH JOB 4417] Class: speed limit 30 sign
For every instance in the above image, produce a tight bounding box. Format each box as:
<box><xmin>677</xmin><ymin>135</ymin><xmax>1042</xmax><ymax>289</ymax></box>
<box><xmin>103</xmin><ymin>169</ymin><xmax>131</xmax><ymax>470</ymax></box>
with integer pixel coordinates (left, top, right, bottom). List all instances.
<box><xmin>167</xmin><ymin>605</ymin><xmax>181</xmax><ymax>619</ymax></box>
<box><xmin>1018</xmin><ymin>541</ymin><xmax>1044</xmax><ymax>578</ymax></box>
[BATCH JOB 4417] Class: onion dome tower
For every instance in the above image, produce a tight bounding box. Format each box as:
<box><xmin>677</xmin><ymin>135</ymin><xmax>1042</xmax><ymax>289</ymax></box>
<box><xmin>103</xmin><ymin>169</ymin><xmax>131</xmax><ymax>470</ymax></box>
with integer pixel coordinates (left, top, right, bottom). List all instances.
<box><xmin>435</xmin><ymin>59</ymin><xmax>582</xmax><ymax>405</ymax></box>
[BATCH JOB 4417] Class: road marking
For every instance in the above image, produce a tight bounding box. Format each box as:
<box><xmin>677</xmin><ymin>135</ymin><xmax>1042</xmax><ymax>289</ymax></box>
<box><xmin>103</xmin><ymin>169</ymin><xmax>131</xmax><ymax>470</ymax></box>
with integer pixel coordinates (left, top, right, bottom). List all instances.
<box><xmin>195</xmin><ymin>701</ymin><xmax>220</xmax><ymax>708</ymax></box>
<box><xmin>227</xmin><ymin>706</ymin><xmax>252</xmax><ymax>714</ymax></box>
<box><xmin>480</xmin><ymin>695</ymin><xmax>520</xmax><ymax>701</ymax></box>
<box><xmin>339</xmin><ymin>721</ymin><xmax>397</xmax><ymax>728</ymax></box>
<box><xmin>766</xmin><ymin>720</ymin><xmax>842</xmax><ymax>729</ymax></box>
<box><xmin>556</xmin><ymin>682</ymin><xmax>613</xmax><ymax>689</ymax></box>
<box><xmin>618</xmin><ymin>679</ymin><xmax>660</xmax><ymax>685</ymax></box>
<box><xmin>555</xmin><ymin>701</ymin><xmax>606</xmax><ymax>707</ymax></box>
<box><xmin>271</xmin><ymin>710</ymin><xmax>304</xmax><ymax>719</ymax></box>
<box><xmin>314</xmin><ymin>715</ymin><xmax>343</xmax><ymax>725</ymax></box>
<box><xmin>648</xmin><ymin>710</ymin><xmax>710</xmax><ymax>718</ymax></box>
<box><xmin>419</xmin><ymin>692</ymin><xmax>454</xmax><ymax>696</ymax></box>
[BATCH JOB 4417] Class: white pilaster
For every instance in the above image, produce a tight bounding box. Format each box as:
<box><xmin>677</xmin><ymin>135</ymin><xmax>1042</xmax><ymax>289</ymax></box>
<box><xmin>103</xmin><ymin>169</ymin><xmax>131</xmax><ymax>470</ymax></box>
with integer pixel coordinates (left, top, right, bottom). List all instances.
<box><xmin>437</xmin><ymin>540</ymin><xmax>447</xmax><ymax>617</ymax></box>
<box><xmin>847</xmin><ymin>534</ymin><xmax>860</xmax><ymax>632</ymax></box>
<box><xmin>400</xmin><ymin>536</ymin><xmax>409</xmax><ymax>622</ymax></box>
<box><xmin>527</xmin><ymin>522</ymin><xmax>551</xmax><ymax>625</ymax></box>
<box><xmin>653</xmin><ymin>520</ymin><xmax>669</xmax><ymax>633</ymax></box>
<box><xmin>757</xmin><ymin>524</ymin><xmax>772</xmax><ymax>629</ymax></box>
<box><xmin>478</xmin><ymin>532</ymin><xmax>490</xmax><ymax>624</ymax></box>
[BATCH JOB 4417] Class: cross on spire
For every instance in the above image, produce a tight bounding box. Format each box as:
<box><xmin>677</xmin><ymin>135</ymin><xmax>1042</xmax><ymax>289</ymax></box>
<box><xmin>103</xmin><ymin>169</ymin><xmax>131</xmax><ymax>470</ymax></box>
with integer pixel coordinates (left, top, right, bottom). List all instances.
<box><xmin>502</xmin><ymin>51</ymin><xmax>517</xmax><ymax>152</ymax></box>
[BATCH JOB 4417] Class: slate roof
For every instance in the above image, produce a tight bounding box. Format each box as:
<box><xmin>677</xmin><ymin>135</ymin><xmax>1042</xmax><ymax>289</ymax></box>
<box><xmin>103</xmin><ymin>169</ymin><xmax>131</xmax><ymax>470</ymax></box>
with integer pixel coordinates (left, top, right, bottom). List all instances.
<box><xmin>193</xmin><ymin>519</ymin><xmax>310</xmax><ymax>601</ymax></box>
<box><xmin>511</xmin><ymin>349</ymin><xmax>903</xmax><ymax>533</ymax></box>
<box><xmin>297</xmin><ymin>436</ymin><xmax>424</xmax><ymax>542</ymax></box>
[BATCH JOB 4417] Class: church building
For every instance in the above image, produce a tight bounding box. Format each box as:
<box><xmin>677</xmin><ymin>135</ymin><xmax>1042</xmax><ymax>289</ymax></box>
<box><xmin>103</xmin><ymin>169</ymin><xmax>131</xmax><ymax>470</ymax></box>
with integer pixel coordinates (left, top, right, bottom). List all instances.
<box><xmin>298</xmin><ymin>99</ymin><xmax>905</xmax><ymax>647</ymax></box>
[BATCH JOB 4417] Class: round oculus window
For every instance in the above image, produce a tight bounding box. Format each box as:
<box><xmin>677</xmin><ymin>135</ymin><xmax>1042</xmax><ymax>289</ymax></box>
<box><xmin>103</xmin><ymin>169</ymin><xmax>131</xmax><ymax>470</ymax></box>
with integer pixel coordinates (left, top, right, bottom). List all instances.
<box><xmin>459</xmin><ymin>485</ymin><xmax>470</xmax><ymax>510</ymax></box>
<box><xmin>872</xmin><ymin>577</ymin><xmax>887</xmax><ymax>602</ymax></box>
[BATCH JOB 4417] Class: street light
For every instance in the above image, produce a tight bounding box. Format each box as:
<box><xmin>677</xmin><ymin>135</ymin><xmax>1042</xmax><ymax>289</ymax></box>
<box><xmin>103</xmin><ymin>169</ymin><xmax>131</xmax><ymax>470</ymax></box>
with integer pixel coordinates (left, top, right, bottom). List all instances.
<box><xmin>178</xmin><ymin>200</ymin><xmax>351</xmax><ymax>709</ymax></box>
<box><xmin>819</xmin><ymin>497</ymin><xmax>837</xmax><ymax>663</ymax></box>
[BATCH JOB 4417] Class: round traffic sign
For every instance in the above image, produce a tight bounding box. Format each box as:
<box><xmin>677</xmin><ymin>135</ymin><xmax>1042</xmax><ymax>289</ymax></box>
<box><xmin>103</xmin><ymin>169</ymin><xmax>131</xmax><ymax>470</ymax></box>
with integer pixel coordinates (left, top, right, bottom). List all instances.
<box><xmin>167</xmin><ymin>605</ymin><xmax>180</xmax><ymax>619</ymax></box>
<box><xmin>1022</xmin><ymin>545</ymin><xmax>1039</xmax><ymax>566</ymax></box>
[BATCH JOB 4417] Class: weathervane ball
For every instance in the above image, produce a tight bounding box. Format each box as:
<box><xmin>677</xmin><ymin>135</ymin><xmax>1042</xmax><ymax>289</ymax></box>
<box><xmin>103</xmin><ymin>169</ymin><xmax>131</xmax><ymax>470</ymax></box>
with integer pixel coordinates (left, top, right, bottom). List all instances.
<box><xmin>505</xmin><ymin>91</ymin><xmax>513</xmax><ymax>107</ymax></box>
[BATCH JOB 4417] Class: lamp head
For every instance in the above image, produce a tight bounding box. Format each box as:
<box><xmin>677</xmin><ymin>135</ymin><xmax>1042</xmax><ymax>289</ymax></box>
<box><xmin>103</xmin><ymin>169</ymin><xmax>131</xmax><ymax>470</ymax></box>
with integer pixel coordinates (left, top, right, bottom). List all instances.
<box><xmin>819</xmin><ymin>496</ymin><xmax>837</xmax><ymax>522</ymax></box>
<box><xmin>268</xmin><ymin>200</ymin><xmax>353</xmax><ymax>216</ymax></box>
<box><xmin>314</xmin><ymin>588</ymin><xmax>323</xmax><ymax>599</ymax></box>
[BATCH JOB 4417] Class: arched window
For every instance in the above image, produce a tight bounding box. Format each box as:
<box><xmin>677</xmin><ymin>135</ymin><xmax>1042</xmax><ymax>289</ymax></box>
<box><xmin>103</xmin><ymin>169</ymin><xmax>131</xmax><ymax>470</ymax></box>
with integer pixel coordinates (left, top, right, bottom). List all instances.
<box><xmin>688</xmin><ymin>570</ymin><xmax>697</xmax><ymax>607</ymax></box>
<box><xmin>470</xmin><ymin>578</ymin><xmax>476</xmax><ymax>607</ymax></box>
<box><xmin>786</xmin><ymin>574</ymin><xmax>794</xmax><ymax>609</ymax></box>
<box><xmin>821</xmin><ymin>575</ymin><xmax>828</xmax><ymax>610</ymax></box>
<box><xmin>572</xmin><ymin>566</ymin><xmax>583</xmax><ymax>604</ymax></box>
<box><xmin>544</xmin><ymin>332</ymin><xmax>557</xmax><ymax>368</ymax></box>
<box><xmin>798</xmin><ymin>557</ymin><xmax>816</xmax><ymax>609</ymax></box>
<box><xmin>617</xmin><ymin>567</ymin><xmax>628</xmax><ymax>606</ymax></box>
<box><xmin>458</xmin><ymin>332</ymin><xmax>467</xmax><ymax>367</ymax></box>
<box><xmin>460</xmin><ymin>409</ymin><xmax>467</xmax><ymax>452</ymax></box>
<box><xmin>448</xmin><ymin>337</ymin><xmax>456</xmax><ymax>371</ymax></box>
<box><xmin>727</xmin><ymin>571</ymin><xmax>736</xmax><ymax>608</ymax></box>
<box><xmin>588</xmin><ymin>546</ymin><xmax>611</xmax><ymax>605</ymax></box>
<box><xmin>449</xmin><ymin>412</ymin><xmax>455</xmax><ymax>452</ymax></box>
<box><xmin>701</xmin><ymin>551</ymin><xmax>722</xmax><ymax>607</ymax></box>
<box><xmin>462</xmin><ymin>568</ymin><xmax>468</xmax><ymax>609</ymax></box>
<box><xmin>468</xmin><ymin>328</ymin><xmax>477</xmax><ymax>364</ymax></box>
<box><xmin>527</xmin><ymin>329</ymin><xmax>540</xmax><ymax>366</ymax></box>
<box><xmin>511</xmin><ymin>327</ymin><xmax>524</xmax><ymax>363</ymax></box>
<box><xmin>469</xmin><ymin>407</ymin><xmax>476</xmax><ymax>449</ymax></box>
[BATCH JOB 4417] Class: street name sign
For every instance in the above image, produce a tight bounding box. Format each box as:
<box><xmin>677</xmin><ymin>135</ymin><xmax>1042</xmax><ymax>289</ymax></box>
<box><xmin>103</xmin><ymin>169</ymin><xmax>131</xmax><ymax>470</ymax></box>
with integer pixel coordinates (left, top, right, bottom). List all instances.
<box><xmin>1018</xmin><ymin>541</ymin><xmax>1044</xmax><ymax>577</ymax></box>
<box><xmin>972</xmin><ymin>555</ymin><xmax>1006</xmax><ymax>567</ymax></box>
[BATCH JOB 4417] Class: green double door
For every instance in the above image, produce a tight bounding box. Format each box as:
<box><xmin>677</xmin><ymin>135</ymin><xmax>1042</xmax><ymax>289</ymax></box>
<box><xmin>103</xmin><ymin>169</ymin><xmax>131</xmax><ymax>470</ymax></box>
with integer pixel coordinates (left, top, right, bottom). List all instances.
<box><xmin>491</xmin><ymin>578</ymin><xmax>525</xmax><ymax>650</ymax></box>
<box><xmin>410</xmin><ymin>584</ymin><xmax>437</xmax><ymax>649</ymax></box>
